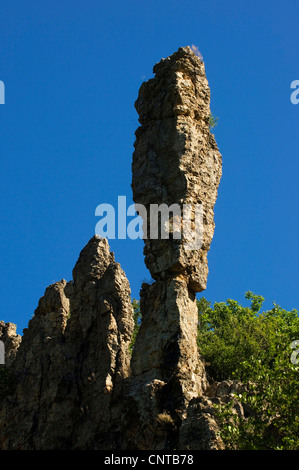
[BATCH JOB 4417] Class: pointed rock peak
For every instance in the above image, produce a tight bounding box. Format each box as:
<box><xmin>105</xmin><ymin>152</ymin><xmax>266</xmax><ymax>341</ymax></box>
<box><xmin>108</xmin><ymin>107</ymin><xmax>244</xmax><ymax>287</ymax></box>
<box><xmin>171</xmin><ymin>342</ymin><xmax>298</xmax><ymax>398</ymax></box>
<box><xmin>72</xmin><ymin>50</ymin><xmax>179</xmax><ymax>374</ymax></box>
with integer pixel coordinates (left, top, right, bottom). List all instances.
<box><xmin>72</xmin><ymin>235</ymin><xmax>115</xmax><ymax>288</ymax></box>
<box><xmin>155</xmin><ymin>45</ymin><xmax>202</xmax><ymax>66</ymax></box>
<box><xmin>34</xmin><ymin>279</ymin><xmax>69</xmax><ymax>316</ymax></box>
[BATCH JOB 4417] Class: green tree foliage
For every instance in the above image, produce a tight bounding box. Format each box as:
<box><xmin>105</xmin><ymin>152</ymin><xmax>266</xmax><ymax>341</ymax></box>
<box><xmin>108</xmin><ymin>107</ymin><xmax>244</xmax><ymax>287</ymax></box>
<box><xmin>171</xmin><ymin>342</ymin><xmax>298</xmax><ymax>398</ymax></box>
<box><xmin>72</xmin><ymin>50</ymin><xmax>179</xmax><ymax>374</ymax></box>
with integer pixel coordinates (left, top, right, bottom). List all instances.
<box><xmin>197</xmin><ymin>293</ymin><xmax>299</xmax><ymax>449</ymax></box>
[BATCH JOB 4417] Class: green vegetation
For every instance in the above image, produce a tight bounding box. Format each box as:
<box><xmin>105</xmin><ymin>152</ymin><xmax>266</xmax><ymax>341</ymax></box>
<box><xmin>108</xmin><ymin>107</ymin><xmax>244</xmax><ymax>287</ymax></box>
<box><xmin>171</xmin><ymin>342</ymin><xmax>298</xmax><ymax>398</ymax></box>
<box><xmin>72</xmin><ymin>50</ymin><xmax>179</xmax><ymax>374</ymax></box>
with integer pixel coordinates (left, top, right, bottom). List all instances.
<box><xmin>209</xmin><ymin>113</ymin><xmax>219</xmax><ymax>129</ymax></box>
<box><xmin>129</xmin><ymin>298</ymin><xmax>142</xmax><ymax>354</ymax></box>
<box><xmin>197</xmin><ymin>292</ymin><xmax>299</xmax><ymax>449</ymax></box>
<box><xmin>129</xmin><ymin>292</ymin><xmax>299</xmax><ymax>449</ymax></box>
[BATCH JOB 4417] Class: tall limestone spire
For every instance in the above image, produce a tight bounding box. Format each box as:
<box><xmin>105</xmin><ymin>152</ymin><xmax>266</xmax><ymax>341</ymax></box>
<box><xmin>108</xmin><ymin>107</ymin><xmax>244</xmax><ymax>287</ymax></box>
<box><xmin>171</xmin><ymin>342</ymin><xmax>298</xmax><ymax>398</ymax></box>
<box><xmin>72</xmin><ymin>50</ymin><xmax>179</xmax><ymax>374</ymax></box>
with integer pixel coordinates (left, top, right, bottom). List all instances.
<box><xmin>132</xmin><ymin>46</ymin><xmax>222</xmax><ymax>292</ymax></box>
<box><xmin>128</xmin><ymin>47</ymin><xmax>222</xmax><ymax>447</ymax></box>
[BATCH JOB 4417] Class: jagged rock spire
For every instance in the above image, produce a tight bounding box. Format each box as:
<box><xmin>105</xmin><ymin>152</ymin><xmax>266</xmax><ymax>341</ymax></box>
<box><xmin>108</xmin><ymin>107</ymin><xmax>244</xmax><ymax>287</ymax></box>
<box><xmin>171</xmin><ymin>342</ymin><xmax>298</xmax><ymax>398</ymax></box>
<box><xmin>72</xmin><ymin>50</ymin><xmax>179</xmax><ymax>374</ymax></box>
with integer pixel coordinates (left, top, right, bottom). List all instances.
<box><xmin>127</xmin><ymin>46</ymin><xmax>222</xmax><ymax>449</ymax></box>
<box><xmin>0</xmin><ymin>236</ymin><xmax>134</xmax><ymax>449</ymax></box>
<box><xmin>132</xmin><ymin>46</ymin><xmax>222</xmax><ymax>292</ymax></box>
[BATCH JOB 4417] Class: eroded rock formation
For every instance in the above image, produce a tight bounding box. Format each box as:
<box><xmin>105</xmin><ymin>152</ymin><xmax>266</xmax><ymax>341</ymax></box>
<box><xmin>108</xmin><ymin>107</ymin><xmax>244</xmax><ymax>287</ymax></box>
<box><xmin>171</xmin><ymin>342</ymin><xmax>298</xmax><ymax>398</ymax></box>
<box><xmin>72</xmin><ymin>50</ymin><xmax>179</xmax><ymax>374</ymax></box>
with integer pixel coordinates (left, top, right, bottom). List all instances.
<box><xmin>0</xmin><ymin>46</ymin><xmax>224</xmax><ymax>450</ymax></box>
<box><xmin>0</xmin><ymin>322</ymin><xmax>21</xmax><ymax>367</ymax></box>
<box><xmin>132</xmin><ymin>46</ymin><xmax>222</xmax><ymax>292</ymax></box>
<box><xmin>127</xmin><ymin>46</ymin><xmax>222</xmax><ymax>448</ymax></box>
<box><xmin>0</xmin><ymin>236</ymin><xmax>134</xmax><ymax>449</ymax></box>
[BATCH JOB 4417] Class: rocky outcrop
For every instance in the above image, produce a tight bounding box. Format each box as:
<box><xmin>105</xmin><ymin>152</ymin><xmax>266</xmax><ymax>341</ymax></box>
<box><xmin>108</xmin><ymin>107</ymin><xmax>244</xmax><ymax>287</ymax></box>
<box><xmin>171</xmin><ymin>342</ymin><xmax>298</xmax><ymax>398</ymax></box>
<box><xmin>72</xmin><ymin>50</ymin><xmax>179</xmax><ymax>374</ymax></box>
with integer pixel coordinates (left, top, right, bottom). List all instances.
<box><xmin>0</xmin><ymin>322</ymin><xmax>21</xmax><ymax>367</ymax></box>
<box><xmin>179</xmin><ymin>397</ymin><xmax>225</xmax><ymax>450</ymax></box>
<box><xmin>0</xmin><ymin>236</ymin><xmax>134</xmax><ymax>449</ymax></box>
<box><xmin>0</xmin><ymin>46</ymin><xmax>224</xmax><ymax>450</ymax></box>
<box><xmin>132</xmin><ymin>46</ymin><xmax>222</xmax><ymax>292</ymax></box>
<box><xmin>127</xmin><ymin>46</ymin><xmax>222</xmax><ymax>449</ymax></box>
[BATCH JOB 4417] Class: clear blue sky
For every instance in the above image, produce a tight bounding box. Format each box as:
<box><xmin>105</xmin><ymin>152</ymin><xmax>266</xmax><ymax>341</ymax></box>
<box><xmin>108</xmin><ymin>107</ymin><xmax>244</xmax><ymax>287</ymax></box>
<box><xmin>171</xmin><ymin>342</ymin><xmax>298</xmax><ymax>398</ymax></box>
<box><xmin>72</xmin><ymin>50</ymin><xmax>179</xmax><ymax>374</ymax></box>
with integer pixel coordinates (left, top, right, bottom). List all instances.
<box><xmin>0</xmin><ymin>0</ymin><xmax>298</xmax><ymax>334</ymax></box>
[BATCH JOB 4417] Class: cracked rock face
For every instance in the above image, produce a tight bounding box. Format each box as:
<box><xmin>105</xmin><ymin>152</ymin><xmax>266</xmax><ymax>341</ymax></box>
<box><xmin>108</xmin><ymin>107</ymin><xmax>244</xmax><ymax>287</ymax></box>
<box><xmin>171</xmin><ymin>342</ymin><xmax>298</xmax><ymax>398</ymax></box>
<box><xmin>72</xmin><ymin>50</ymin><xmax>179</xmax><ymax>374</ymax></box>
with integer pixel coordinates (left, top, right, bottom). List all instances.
<box><xmin>125</xmin><ymin>46</ymin><xmax>222</xmax><ymax>449</ymax></box>
<box><xmin>132</xmin><ymin>46</ymin><xmax>222</xmax><ymax>292</ymax></box>
<box><xmin>0</xmin><ymin>321</ymin><xmax>21</xmax><ymax>367</ymax></box>
<box><xmin>0</xmin><ymin>236</ymin><xmax>134</xmax><ymax>450</ymax></box>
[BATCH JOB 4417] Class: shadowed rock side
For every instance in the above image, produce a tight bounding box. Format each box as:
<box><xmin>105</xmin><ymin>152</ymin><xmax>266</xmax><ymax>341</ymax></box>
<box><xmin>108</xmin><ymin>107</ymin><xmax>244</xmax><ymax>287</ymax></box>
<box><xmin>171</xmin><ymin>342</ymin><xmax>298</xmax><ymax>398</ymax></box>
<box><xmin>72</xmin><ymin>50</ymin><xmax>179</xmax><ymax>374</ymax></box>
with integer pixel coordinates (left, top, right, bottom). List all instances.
<box><xmin>0</xmin><ymin>236</ymin><xmax>134</xmax><ymax>450</ymax></box>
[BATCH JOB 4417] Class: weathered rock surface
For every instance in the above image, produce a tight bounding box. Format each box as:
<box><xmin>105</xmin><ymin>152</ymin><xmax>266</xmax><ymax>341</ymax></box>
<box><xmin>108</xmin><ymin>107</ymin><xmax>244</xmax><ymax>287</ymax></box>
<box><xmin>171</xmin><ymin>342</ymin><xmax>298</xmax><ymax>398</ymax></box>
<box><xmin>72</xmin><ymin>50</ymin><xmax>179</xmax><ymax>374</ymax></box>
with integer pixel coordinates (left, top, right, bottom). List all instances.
<box><xmin>0</xmin><ymin>321</ymin><xmax>21</xmax><ymax>367</ymax></box>
<box><xmin>128</xmin><ymin>46</ymin><xmax>222</xmax><ymax>449</ymax></box>
<box><xmin>179</xmin><ymin>397</ymin><xmax>225</xmax><ymax>450</ymax></box>
<box><xmin>130</xmin><ymin>279</ymin><xmax>208</xmax><ymax>398</ymax></box>
<box><xmin>132</xmin><ymin>46</ymin><xmax>222</xmax><ymax>292</ymax></box>
<box><xmin>0</xmin><ymin>236</ymin><xmax>134</xmax><ymax>449</ymax></box>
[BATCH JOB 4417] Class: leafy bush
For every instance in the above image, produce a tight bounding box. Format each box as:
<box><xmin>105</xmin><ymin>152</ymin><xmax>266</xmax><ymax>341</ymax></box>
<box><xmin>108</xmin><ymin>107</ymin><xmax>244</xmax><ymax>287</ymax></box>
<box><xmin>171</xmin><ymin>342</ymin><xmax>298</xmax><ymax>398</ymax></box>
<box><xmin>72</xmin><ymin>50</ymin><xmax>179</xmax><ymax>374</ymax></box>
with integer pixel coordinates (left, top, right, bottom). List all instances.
<box><xmin>197</xmin><ymin>292</ymin><xmax>299</xmax><ymax>449</ymax></box>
